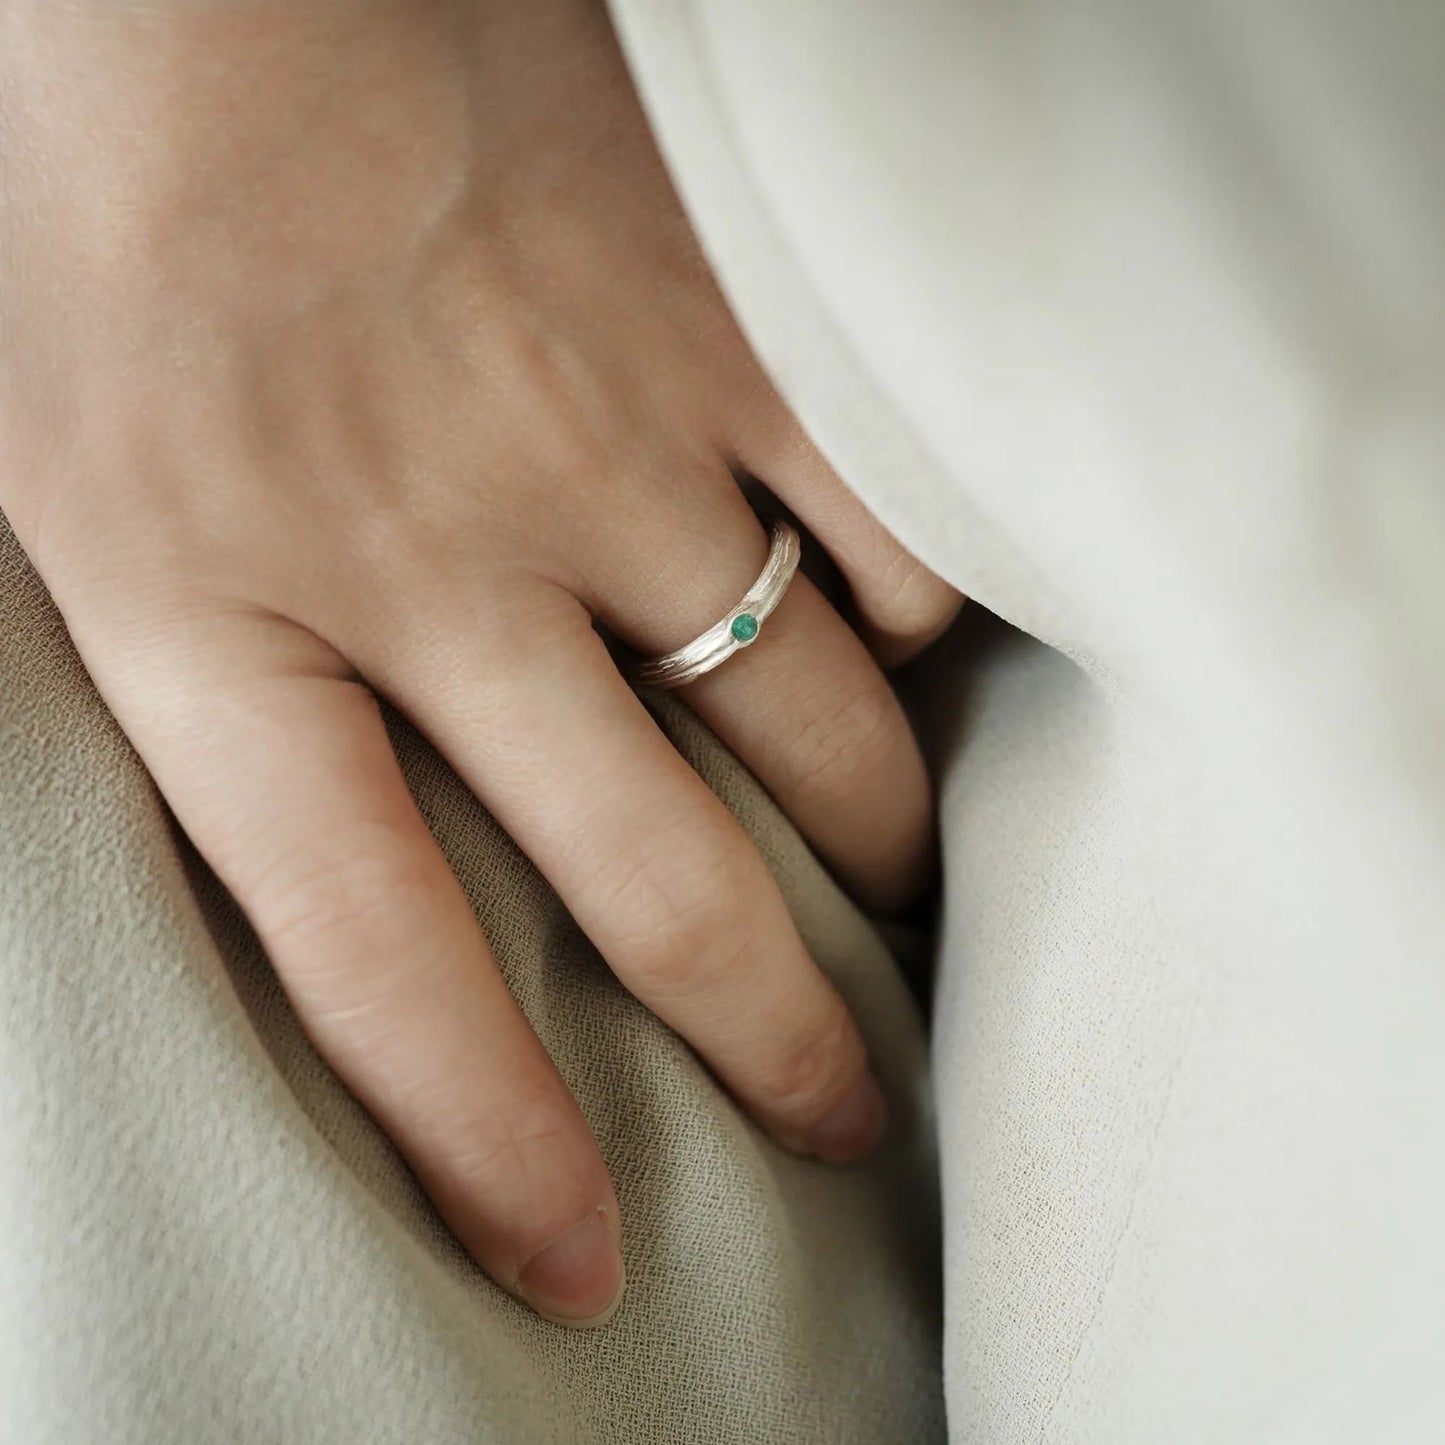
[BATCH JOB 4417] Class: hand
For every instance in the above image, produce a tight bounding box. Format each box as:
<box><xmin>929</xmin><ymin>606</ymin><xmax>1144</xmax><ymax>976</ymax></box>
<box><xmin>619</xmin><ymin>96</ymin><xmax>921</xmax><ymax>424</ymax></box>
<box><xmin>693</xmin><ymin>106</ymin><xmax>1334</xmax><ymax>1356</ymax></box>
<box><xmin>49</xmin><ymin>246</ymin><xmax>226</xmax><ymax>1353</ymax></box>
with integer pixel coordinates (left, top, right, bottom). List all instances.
<box><xmin>0</xmin><ymin>0</ymin><xmax>960</xmax><ymax>1324</ymax></box>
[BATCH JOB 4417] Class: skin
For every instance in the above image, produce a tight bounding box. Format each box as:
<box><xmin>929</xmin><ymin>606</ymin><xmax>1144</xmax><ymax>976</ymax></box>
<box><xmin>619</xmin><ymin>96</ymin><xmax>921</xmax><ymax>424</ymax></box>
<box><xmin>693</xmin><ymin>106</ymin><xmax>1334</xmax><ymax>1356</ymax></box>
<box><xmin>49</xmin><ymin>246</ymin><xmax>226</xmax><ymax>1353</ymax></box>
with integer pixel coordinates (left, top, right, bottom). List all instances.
<box><xmin>0</xmin><ymin>0</ymin><xmax>961</xmax><ymax>1325</ymax></box>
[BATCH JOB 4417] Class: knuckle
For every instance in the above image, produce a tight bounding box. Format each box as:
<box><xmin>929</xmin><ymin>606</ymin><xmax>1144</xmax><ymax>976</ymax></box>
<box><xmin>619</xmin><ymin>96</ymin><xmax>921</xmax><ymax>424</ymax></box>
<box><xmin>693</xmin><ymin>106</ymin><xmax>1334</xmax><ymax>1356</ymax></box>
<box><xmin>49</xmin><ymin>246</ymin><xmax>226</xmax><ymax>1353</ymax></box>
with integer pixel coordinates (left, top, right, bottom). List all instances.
<box><xmin>589</xmin><ymin>828</ymin><xmax>758</xmax><ymax>998</ymax></box>
<box><xmin>624</xmin><ymin>889</ymin><xmax>755</xmax><ymax>1001</ymax></box>
<box><xmin>783</xmin><ymin>672</ymin><xmax>902</xmax><ymax>803</ymax></box>
<box><xmin>449</xmin><ymin>1092</ymin><xmax>581</xmax><ymax>1195</ymax></box>
<box><xmin>765</xmin><ymin>998</ymin><xmax>863</xmax><ymax>1121</ymax></box>
<box><xmin>869</xmin><ymin>550</ymin><xmax>962</xmax><ymax>642</ymax></box>
<box><xmin>240</xmin><ymin>822</ymin><xmax>442</xmax><ymax>979</ymax></box>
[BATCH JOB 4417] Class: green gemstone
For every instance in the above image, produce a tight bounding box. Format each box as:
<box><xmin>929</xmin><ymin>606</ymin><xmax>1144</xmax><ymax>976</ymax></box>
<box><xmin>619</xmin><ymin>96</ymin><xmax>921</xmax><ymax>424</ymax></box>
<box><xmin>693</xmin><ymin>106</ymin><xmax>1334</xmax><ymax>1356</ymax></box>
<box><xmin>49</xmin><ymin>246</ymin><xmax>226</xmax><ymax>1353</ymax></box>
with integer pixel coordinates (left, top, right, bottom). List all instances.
<box><xmin>730</xmin><ymin>612</ymin><xmax>760</xmax><ymax>644</ymax></box>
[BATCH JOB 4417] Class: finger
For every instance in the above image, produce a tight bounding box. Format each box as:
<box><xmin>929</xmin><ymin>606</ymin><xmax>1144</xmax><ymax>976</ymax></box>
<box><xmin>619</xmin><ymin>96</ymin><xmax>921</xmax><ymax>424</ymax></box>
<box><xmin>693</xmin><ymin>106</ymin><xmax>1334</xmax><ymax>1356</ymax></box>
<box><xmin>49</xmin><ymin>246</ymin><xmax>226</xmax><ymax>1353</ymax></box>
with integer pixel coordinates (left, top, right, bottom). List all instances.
<box><xmin>71</xmin><ymin>602</ymin><xmax>625</xmax><ymax>1327</ymax></box>
<box><xmin>358</xmin><ymin>588</ymin><xmax>888</xmax><ymax>1163</ymax></box>
<box><xmin>687</xmin><ymin>568</ymin><xmax>935</xmax><ymax>912</ymax></box>
<box><xmin>732</xmin><ymin>402</ymin><xmax>964</xmax><ymax>665</ymax></box>
<box><xmin>589</xmin><ymin>492</ymin><xmax>935</xmax><ymax>911</ymax></box>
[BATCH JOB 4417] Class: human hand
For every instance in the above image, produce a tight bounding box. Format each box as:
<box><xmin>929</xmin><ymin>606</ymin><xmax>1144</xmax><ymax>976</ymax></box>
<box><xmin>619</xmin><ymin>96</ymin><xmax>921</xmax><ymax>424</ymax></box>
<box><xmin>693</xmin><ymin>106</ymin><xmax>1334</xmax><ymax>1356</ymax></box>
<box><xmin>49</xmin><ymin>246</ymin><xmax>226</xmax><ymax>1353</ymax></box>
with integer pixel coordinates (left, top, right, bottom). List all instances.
<box><xmin>0</xmin><ymin>0</ymin><xmax>960</xmax><ymax>1325</ymax></box>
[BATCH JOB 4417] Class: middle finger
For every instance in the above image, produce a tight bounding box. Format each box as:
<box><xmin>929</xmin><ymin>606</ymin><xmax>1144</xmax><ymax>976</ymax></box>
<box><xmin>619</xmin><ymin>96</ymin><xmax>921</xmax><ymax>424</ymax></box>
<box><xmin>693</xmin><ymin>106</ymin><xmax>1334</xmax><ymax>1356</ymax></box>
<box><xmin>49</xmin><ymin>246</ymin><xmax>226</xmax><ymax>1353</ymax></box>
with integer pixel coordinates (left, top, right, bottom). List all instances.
<box><xmin>354</xmin><ymin>586</ymin><xmax>889</xmax><ymax>1163</ymax></box>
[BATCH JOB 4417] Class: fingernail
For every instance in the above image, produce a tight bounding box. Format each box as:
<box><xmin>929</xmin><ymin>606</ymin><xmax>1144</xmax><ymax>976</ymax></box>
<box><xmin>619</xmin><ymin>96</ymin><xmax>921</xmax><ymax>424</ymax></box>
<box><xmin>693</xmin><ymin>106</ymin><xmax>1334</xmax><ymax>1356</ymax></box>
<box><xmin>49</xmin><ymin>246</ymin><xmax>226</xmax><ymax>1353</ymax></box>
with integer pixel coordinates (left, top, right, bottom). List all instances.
<box><xmin>807</xmin><ymin>1072</ymin><xmax>889</xmax><ymax>1162</ymax></box>
<box><xmin>517</xmin><ymin>1209</ymin><xmax>624</xmax><ymax>1327</ymax></box>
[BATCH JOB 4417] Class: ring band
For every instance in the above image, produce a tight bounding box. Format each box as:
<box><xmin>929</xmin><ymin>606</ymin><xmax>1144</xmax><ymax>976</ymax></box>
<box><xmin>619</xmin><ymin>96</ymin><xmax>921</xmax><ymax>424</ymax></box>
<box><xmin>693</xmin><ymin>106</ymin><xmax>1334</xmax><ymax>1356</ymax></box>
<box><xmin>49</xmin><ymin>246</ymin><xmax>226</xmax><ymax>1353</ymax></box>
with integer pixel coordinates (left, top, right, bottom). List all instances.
<box><xmin>633</xmin><ymin>520</ymin><xmax>801</xmax><ymax>689</ymax></box>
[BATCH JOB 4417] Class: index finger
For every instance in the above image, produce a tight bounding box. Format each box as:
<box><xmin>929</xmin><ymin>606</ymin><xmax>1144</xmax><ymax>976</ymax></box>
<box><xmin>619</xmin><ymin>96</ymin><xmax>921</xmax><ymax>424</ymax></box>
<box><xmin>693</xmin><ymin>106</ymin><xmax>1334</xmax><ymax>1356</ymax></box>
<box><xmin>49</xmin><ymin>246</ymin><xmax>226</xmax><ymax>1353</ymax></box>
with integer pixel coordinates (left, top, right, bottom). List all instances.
<box><xmin>75</xmin><ymin>602</ymin><xmax>626</xmax><ymax>1327</ymax></box>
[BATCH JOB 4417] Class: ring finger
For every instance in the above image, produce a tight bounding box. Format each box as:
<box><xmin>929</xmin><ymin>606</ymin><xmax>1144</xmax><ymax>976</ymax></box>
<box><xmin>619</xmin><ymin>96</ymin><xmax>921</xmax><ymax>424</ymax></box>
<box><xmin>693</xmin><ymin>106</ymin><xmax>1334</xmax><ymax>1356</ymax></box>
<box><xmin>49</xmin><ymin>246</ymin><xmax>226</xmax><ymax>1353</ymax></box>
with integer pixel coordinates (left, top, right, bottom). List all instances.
<box><xmin>589</xmin><ymin>485</ymin><xmax>936</xmax><ymax>912</ymax></box>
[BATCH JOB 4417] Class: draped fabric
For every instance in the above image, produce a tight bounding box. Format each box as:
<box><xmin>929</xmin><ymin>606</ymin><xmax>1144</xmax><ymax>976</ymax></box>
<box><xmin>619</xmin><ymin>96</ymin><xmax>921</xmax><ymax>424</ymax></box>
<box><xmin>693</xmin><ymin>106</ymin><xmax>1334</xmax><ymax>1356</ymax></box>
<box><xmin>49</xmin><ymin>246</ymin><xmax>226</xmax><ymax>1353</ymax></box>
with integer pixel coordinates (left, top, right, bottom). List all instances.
<box><xmin>610</xmin><ymin>2</ymin><xmax>1445</xmax><ymax>1439</ymax></box>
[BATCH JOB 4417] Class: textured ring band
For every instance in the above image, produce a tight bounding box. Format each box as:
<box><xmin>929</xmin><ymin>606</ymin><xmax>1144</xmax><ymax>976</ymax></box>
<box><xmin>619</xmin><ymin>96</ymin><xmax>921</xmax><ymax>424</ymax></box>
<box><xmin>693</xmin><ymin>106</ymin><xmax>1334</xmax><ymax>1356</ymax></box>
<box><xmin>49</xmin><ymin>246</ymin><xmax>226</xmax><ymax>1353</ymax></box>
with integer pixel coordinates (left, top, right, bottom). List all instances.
<box><xmin>633</xmin><ymin>520</ymin><xmax>801</xmax><ymax>689</ymax></box>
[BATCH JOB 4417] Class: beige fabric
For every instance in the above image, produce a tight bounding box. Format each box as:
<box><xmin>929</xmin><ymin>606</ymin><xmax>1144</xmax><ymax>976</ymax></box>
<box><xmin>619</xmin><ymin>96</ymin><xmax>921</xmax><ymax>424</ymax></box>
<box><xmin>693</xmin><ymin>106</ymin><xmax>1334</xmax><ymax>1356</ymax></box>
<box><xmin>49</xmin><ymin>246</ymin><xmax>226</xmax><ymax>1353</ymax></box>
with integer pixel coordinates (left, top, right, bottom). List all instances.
<box><xmin>607</xmin><ymin>2</ymin><xmax>1445</xmax><ymax>1440</ymax></box>
<box><xmin>0</xmin><ymin>514</ymin><xmax>944</xmax><ymax>1444</ymax></box>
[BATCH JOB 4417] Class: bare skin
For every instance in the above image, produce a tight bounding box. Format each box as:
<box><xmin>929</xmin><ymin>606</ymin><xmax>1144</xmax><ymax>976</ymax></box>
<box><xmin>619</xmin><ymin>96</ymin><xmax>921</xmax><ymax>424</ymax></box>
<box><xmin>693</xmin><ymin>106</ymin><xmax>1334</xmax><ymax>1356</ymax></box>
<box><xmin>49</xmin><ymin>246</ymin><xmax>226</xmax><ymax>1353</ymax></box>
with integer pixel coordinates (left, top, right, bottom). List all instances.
<box><xmin>0</xmin><ymin>0</ymin><xmax>961</xmax><ymax>1325</ymax></box>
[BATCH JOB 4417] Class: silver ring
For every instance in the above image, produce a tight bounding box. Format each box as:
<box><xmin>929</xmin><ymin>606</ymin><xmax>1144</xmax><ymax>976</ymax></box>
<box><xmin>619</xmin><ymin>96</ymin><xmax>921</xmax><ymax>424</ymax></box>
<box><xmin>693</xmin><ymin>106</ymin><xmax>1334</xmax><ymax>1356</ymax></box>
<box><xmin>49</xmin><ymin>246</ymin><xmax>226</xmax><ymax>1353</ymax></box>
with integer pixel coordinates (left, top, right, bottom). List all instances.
<box><xmin>633</xmin><ymin>520</ymin><xmax>801</xmax><ymax>689</ymax></box>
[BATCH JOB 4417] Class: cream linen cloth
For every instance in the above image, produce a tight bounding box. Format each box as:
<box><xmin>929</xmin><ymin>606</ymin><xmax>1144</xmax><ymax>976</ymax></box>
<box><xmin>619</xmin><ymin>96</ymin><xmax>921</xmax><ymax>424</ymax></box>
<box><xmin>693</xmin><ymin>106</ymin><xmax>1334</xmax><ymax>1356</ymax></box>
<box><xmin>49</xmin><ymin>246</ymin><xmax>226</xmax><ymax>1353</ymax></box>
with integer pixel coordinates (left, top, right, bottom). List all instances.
<box><xmin>608</xmin><ymin>0</ymin><xmax>1445</xmax><ymax>1441</ymax></box>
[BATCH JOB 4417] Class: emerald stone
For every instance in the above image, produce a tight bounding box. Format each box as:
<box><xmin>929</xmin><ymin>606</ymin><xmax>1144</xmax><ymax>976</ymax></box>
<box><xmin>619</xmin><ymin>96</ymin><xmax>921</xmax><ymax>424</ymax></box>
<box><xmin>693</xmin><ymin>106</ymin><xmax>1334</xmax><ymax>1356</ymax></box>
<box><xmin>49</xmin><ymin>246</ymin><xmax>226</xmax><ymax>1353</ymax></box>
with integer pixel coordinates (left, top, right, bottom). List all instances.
<box><xmin>730</xmin><ymin>612</ymin><xmax>760</xmax><ymax>644</ymax></box>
